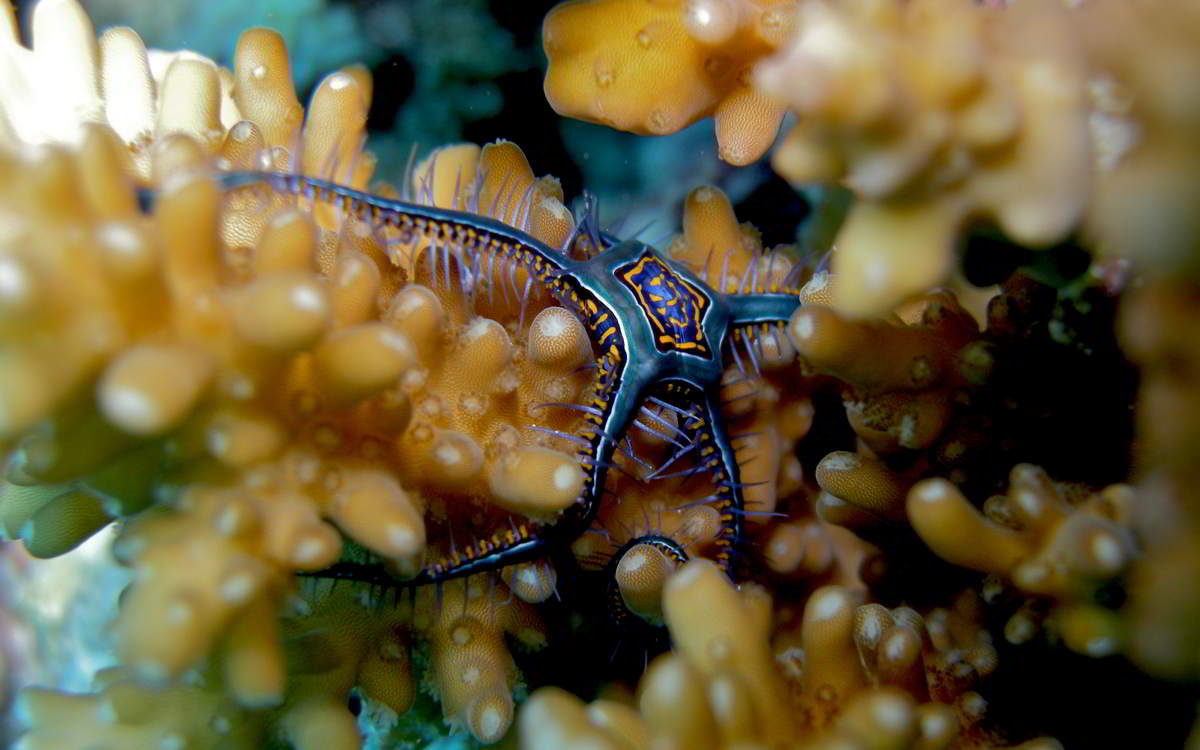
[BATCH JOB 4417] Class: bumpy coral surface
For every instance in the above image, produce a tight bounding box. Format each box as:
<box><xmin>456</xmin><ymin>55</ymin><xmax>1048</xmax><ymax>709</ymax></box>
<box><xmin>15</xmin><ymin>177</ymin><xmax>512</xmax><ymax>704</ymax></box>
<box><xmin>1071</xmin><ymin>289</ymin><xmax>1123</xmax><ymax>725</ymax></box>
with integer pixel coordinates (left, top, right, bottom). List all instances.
<box><xmin>545</xmin><ymin>0</ymin><xmax>1200</xmax><ymax>318</ymax></box>
<box><xmin>3</xmin><ymin>0</ymin><xmax>1200</xmax><ymax>748</ymax></box>
<box><xmin>543</xmin><ymin>0</ymin><xmax>797</xmax><ymax>165</ymax></box>
<box><xmin>0</xmin><ymin>2</ymin><xmax>589</xmax><ymax>744</ymax></box>
<box><xmin>0</xmin><ymin>131</ymin><xmax>575</xmax><ymax>746</ymax></box>
<box><xmin>520</xmin><ymin>561</ymin><xmax>1062</xmax><ymax>750</ymax></box>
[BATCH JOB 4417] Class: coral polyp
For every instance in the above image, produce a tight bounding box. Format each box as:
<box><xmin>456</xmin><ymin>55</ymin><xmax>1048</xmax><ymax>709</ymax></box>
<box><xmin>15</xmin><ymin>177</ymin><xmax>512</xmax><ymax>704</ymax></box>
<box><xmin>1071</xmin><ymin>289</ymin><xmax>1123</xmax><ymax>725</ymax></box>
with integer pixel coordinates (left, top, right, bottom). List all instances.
<box><xmin>2</xmin><ymin>0</ymin><xmax>1200</xmax><ymax>748</ymax></box>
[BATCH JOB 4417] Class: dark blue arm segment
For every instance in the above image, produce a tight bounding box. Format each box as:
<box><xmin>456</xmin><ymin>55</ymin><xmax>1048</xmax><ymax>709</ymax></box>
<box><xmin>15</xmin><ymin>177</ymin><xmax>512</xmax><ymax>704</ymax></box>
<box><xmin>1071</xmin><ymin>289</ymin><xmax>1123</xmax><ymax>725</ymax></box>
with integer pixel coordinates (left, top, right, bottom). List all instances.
<box><xmin>727</xmin><ymin>292</ymin><xmax>802</xmax><ymax>327</ymax></box>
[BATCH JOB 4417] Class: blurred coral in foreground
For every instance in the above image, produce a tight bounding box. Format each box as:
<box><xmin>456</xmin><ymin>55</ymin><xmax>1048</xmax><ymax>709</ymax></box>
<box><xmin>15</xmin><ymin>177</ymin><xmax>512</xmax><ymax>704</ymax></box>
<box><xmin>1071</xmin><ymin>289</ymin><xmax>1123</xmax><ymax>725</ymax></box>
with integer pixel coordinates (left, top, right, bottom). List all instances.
<box><xmin>543</xmin><ymin>0</ymin><xmax>796</xmax><ymax>166</ymax></box>
<box><xmin>545</xmin><ymin>0</ymin><xmax>1200</xmax><ymax>316</ymax></box>
<box><xmin>0</xmin><ymin>0</ymin><xmax>1198</xmax><ymax>748</ymax></box>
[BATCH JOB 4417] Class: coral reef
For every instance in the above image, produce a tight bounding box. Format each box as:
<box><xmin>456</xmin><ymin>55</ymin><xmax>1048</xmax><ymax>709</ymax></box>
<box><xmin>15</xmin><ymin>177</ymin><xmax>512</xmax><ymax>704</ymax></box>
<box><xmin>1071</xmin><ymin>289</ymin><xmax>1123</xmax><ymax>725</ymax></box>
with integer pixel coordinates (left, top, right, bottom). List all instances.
<box><xmin>1082</xmin><ymin>0</ymin><xmax>1200</xmax><ymax>274</ymax></box>
<box><xmin>0</xmin><ymin>3</ymin><xmax>580</xmax><ymax>744</ymax></box>
<box><xmin>18</xmin><ymin>665</ymin><xmax>266</xmax><ymax>750</ymax></box>
<box><xmin>544</xmin><ymin>0</ymin><xmax>1200</xmax><ymax>316</ymax></box>
<box><xmin>1</xmin><ymin>0</ymin><xmax>1199</xmax><ymax>748</ymax></box>
<box><xmin>520</xmin><ymin>561</ymin><xmax>1059</xmax><ymax>750</ymax></box>
<box><xmin>543</xmin><ymin>0</ymin><xmax>797</xmax><ymax>166</ymax></box>
<box><xmin>757</xmin><ymin>0</ymin><xmax>1093</xmax><ymax>316</ymax></box>
<box><xmin>81</xmin><ymin>0</ymin><xmax>530</xmax><ymax>175</ymax></box>
<box><xmin>908</xmin><ymin>469</ymin><xmax>1133</xmax><ymax>657</ymax></box>
<box><xmin>0</xmin><ymin>127</ymin><xmax>576</xmax><ymax>742</ymax></box>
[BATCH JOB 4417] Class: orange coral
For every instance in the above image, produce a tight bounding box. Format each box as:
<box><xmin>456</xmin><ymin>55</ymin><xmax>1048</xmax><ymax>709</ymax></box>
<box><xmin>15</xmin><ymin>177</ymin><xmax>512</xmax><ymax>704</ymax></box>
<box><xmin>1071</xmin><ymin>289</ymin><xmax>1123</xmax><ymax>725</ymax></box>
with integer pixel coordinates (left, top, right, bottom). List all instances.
<box><xmin>791</xmin><ymin>289</ymin><xmax>980</xmax><ymax>466</ymax></box>
<box><xmin>908</xmin><ymin>467</ymin><xmax>1133</xmax><ymax>655</ymax></box>
<box><xmin>1082</xmin><ymin>0</ymin><xmax>1200</xmax><ymax>273</ymax></box>
<box><xmin>1</xmin><ymin>2</ymin><xmax>1194</xmax><ymax>748</ymax></box>
<box><xmin>774</xmin><ymin>585</ymin><xmax>1007</xmax><ymax>744</ymax></box>
<box><xmin>0</xmin><ymin>8</ymin><xmax>590</xmax><ymax>743</ymax></box>
<box><xmin>1118</xmin><ymin>281</ymin><xmax>1200</xmax><ymax>680</ymax></box>
<box><xmin>756</xmin><ymin>0</ymin><xmax>1092</xmax><ymax>316</ymax></box>
<box><xmin>521</xmin><ymin>559</ymin><xmax>798</xmax><ymax>749</ymax></box>
<box><xmin>520</xmin><ymin>561</ymin><xmax>1060</xmax><ymax>750</ymax></box>
<box><xmin>16</xmin><ymin>666</ymin><xmax>265</xmax><ymax>750</ymax></box>
<box><xmin>543</xmin><ymin>0</ymin><xmax>797</xmax><ymax>165</ymax></box>
<box><xmin>412</xmin><ymin>578</ymin><xmax>548</xmax><ymax>742</ymax></box>
<box><xmin>0</xmin><ymin>134</ymin><xmax>581</xmax><ymax>742</ymax></box>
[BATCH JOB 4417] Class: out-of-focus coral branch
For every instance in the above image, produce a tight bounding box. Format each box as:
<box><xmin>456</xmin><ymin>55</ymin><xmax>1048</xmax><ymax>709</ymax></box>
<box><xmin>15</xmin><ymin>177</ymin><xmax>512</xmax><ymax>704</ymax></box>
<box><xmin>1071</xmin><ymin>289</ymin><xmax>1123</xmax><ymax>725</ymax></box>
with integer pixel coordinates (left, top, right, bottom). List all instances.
<box><xmin>757</xmin><ymin>0</ymin><xmax>1092</xmax><ymax>316</ymax></box>
<box><xmin>544</xmin><ymin>0</ymin><xmax>1200</xmax><ymax>317</ymax></box>
<box><xmin>908</xmin><ymin>467</ymin><xmax>1134</xmax><ymax>656</ymax></box>
<box><xmin>1118</xmin><ymin>281</ymin><xmax>1200</xmax><ymax>681</ymax></box>
<box><xmin>543</xmin><ymin>0</ymin><xmax>797</xmax><ymax>165</ymax></box>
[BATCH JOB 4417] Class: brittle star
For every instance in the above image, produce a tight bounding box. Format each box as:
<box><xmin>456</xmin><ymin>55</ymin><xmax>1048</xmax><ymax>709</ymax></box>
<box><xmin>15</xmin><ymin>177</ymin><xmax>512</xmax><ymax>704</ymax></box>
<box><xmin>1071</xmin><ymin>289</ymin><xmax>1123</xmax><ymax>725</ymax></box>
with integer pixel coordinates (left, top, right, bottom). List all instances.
<box><xmin>199</xmin><ymin>171</ymin><xmax>804</xmax><ymax>589</ymax></box>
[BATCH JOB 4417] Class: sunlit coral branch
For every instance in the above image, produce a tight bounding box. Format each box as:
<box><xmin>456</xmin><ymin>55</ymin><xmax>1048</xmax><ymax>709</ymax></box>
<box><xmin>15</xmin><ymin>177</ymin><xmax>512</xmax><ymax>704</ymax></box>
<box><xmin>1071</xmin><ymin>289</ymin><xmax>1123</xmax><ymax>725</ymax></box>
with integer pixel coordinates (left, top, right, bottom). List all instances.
<box><xmin>0</xmin><ymin>5</ymin><xmax>593</xmax><ymax>743</ymax></box>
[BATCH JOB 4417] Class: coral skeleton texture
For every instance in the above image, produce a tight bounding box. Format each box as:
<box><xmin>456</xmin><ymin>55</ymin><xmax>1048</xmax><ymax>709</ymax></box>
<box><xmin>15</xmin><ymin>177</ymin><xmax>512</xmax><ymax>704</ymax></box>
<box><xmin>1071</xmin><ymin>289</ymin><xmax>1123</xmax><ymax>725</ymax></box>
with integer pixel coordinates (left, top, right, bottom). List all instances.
<box><xmin>0</xmin><ymin>0</ymin><xmax>1197</xmax><ymax>749</ymax></box>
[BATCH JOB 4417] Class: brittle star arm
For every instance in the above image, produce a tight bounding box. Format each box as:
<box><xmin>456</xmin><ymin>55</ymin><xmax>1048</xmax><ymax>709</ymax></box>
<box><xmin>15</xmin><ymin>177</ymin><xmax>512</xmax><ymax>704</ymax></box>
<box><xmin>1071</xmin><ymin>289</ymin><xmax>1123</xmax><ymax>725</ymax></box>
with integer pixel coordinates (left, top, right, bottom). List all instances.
<box><xmin>564</xmin><ymin>351</ymin><xmax>638</xmax><ymax>535</ymax></box>
<box><xmin>189</xmin><ymin>171</ymin><xmax>608</xmax><ymax>587</ymax></box>
<box><xmin>214</xmin><ymin>172</ymin><xmax>574</xmax><ymax>295</ymax></box>
<box><xmin>726</xmin><ymin>292</ymin><xmax>802</xmax><ymax>327</ymax></box>
<box><xmin>699</xmin><ymin>386</ymin><xmax>747</xmax><ymax>575</ymax></box>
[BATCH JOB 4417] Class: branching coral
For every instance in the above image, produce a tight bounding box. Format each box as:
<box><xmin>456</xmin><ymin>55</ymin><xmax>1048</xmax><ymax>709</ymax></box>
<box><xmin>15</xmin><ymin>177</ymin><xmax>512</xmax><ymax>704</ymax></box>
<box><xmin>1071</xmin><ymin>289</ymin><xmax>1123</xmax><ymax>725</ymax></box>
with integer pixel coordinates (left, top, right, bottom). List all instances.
<box><xmin>0</xmin><ymin>146</ymin><xmax>582</xmax><ymax>746</ymax></box>
<box><xmin>0</xmin><ymin>133</ymin><xmax>572</xmax><ymax>742</ymax></box>
<box><xmin>908</xmin><ymin>467</ymin><xmax>1134</xmax><ymax>656</ymax></box>
<box><xmin>797</xmin><ymin>263</ymin><xmax>1133</xmax><ymax>512</ymax></box>
<box><xmin>775</xmin><ymin>585</ymin><xmax>1023</xmax><ymax>747</ymax></box>
<box><xmin>17</xmin><ymin>665</ymin><xmax>266</xmax><ymax>750</ymax></box>
<box><xmin>19</xmin><ymin>580</ymin><xmax>545</xmax><ymax>749</ymax></box>
<box><xmin>791</xmin><ymin>287</ymin><xmax>980</xmax><ymax>464</ymax></box>
<box><xmin>545</xmin><ymin>0</ymin><xmax>1200</xmax><ymax>319</ymax></box>
<box><xmin>519</xmin><ymin>562</ymin><xmax>1060</xmax><ymax>750</ymax></box>
<box><xmin>520</xmin><ymin>559</ymin><xmax>797</xmax><ymax>749</ymax></box>
<box><xmin>81</xmin><ymin>0</ymin><xmax>530</xmax><ymax>157</ymax></box>
<box><xmin>412</xmin><ymin>577</ymin><xmax>548</xmax><ymax>742</ymax></box>
<box><xmin>543</xmin><ymin>0</ymin><xmax>1101</xmax><ymax>315</ymax></box>
<box><xmin>791</xmin><ymin>288</ymin><xmax>988</xmax><ymax>565</ymax></box>
<box><xmin>2</xmin><ymin>0</ymin><xmax>1199</xmax><ymax>748</ymax></box>
<box><xmin>0</xmin><ymin>3</ymin><xmax>588</xmax><ymax>743</ymax></box>
<box><xmin>786</xmin><ymin>271</ymin><xmax>1137</xmax><ymax>656</ymax></box>
<box><xmin>756</xmin><ymin>0</ymin><xmax>1093</xmax><ymax>316</ymax></box>
<box><xmin>543</xmin><ymin>0</ymin><xmax>798</xmax><ymax>165</ymax></box>
<box><xmin>83</xmin><ymin>0</ymin><xmax>375</xmax><ymax>91</ymax></box>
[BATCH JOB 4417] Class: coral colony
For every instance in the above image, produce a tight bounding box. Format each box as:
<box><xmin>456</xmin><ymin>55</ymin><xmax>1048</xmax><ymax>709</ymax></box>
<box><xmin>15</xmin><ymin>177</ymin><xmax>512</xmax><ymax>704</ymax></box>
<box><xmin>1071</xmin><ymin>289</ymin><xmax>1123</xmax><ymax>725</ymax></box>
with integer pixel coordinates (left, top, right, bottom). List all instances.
<box><xmin>1</xmin><ymin>0</ymin><xmax>1199</xmax><ymax>748</ymax></box>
